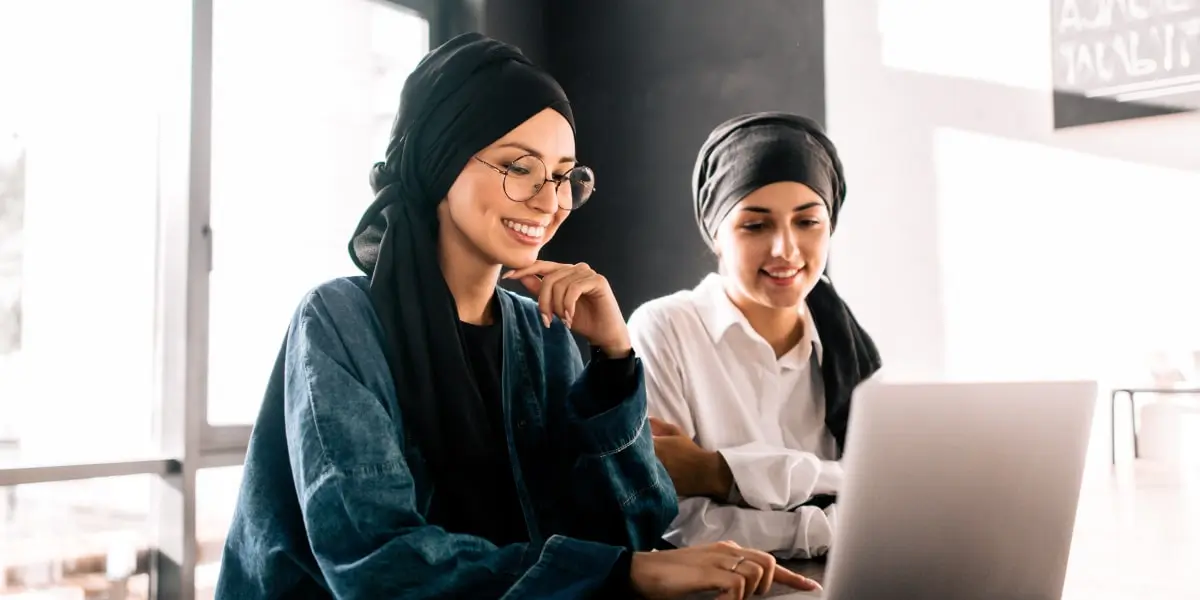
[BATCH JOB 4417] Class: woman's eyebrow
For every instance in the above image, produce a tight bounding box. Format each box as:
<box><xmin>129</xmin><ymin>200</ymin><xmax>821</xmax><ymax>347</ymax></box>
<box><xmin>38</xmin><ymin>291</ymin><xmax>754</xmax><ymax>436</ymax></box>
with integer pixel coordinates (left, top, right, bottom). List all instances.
<box><xmin>494</xmin><ymin>141</ymin><xmax>576</xmax><ymax>164</ymax></box>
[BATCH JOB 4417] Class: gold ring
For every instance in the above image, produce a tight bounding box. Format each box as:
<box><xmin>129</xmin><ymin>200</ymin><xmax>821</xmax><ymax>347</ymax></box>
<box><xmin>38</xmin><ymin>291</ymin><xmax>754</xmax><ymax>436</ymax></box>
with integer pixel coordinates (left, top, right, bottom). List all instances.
<box><xmin>730</xmin><ymin>555</ymin><xmax>747</xmax><ymax>572</ymax></box>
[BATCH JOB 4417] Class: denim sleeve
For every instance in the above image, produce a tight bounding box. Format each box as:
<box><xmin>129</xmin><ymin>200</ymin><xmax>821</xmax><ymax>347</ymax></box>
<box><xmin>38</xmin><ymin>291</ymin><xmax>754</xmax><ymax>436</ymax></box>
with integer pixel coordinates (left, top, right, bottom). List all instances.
<box><xmin>283</xmin><ymin>286</ymin><xmax>624</xmax><ymax>599</ymax></box>
<box><xmin>555</xmin><ymin>334</ymin><xmax>679</xmax><ymax>551</ymax></box>
<box><xmin>577</xmin><ymin>347</ymin><xmax>639</xmax><ymax>415</ymax></box>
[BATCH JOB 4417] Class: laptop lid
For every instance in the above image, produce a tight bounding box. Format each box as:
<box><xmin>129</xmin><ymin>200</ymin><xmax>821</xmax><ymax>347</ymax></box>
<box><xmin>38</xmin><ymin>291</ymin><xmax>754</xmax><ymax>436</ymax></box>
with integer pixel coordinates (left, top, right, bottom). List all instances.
<box><xmin>818</xmin><ymin>380</ymin><xmax>1097</xmax><ymax>600</ymax></box>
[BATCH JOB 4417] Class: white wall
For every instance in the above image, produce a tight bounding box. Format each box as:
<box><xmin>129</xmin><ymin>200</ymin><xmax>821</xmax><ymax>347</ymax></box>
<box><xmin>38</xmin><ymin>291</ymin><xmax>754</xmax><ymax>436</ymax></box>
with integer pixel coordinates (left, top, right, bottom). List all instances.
<box><xmin>826</xmin><ymin>0</ymin><xmax>1200</xmax><ymax>384</ymax></box>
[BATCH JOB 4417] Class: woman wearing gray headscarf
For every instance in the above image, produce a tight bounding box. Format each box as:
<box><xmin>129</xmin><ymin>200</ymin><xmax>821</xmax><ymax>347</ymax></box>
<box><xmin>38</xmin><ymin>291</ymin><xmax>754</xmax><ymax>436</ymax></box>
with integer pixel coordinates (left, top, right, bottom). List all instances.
<box><xmin>216</xmin><ymin>37</ymin><xmax>818</xmax><ymax>599</ymax></box>
<box><xmin>629</xmin><ymin>112</ymin><xmax>881</xmax><ymax>559</ymax></box>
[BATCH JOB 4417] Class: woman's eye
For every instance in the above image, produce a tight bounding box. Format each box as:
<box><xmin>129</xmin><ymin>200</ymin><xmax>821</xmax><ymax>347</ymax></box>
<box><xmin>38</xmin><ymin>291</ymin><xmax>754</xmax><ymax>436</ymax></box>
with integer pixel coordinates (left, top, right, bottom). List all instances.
<box><xmin>740</xmin><ymin>222</ymin><xmax>766</xmax><ymax>231</ymax></box>
<box><xmin>507</xmin><ymin>164</ymin><xmax>532</xmax><ymax>176</ymax></box>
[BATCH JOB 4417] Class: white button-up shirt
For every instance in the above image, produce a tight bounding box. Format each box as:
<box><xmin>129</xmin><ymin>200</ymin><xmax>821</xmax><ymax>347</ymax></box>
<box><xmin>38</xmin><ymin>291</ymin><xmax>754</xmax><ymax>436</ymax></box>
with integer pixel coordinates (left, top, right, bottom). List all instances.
<box><xmin>628</xmin><ymin>274</ymin><xmax>840</xmax><ymax>558</ymax></box>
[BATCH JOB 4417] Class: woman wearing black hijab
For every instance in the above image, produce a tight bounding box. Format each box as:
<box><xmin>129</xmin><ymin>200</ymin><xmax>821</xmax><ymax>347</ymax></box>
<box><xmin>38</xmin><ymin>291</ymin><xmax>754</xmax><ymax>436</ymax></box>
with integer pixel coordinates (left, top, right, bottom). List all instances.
<box><xmin>629</xmin><ymin>112</ymin><xmax>882</xmax><ymax>558</ymax></box>
<box><xmin>215</xmin><ymin>36</ymin><xmax>817</xmax><ymax>599</ymax></box>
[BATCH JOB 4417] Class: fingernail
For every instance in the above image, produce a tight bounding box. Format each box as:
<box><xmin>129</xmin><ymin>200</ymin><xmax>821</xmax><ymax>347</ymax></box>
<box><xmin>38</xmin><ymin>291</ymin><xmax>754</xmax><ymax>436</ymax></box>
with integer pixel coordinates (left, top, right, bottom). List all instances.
<box><xmin>565</xmin><ymin>309</ymin><xmax>573</xmax><ymax>323</ymax></box>
<box><xmin>542</xmin><ymin>313</ymin><xmax>550</xmax><ymax>328</ymax></box>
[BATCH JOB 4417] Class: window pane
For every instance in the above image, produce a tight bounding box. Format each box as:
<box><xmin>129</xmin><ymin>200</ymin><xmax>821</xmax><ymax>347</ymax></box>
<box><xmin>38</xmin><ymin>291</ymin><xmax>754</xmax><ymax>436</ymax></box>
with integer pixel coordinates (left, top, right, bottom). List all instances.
<box><xmin>0</xmin><ymin>1</ymin><xmax>186</xmax><ymax>462</ymax></box>
<box><xmin>195</xmin><ymin>465</ymin><xmax>244</xmax><ymax>600</ymax></box>
<box><xmin>206</xmin><ymin>0</ymin><xmax>430</xmax><ymax>425</ymax></box>
<box><xmin>0</xmin><ymin>475</ymin><xmax>153</xmax><ymax>599</ymax></box>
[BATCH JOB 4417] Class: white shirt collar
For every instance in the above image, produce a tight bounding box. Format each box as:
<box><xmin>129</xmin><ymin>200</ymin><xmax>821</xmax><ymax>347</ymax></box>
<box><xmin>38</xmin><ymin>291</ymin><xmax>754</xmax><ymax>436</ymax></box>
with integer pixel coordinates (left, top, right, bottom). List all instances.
<box><xmin>691</xmin><ymin>273</ymin><xmax>824</xmax><ymax>369</ymax></box>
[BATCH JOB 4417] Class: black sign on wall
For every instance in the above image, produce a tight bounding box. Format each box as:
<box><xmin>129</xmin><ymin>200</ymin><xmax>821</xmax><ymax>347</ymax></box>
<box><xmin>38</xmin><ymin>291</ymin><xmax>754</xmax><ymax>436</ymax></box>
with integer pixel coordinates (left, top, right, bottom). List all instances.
<box><xmin>1052</xmin><ymin>0</ymin><xmax>1200</xmax><ymax>128</ymax></box>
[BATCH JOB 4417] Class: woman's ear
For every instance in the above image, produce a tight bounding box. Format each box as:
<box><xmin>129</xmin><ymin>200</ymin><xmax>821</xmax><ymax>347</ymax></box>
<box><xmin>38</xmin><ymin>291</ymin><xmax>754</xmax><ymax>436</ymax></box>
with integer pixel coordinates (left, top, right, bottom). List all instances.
<box><xmin>712</xmin><ymin>246</ymin><xmax>727</xmax><ymax>277</ymax></box>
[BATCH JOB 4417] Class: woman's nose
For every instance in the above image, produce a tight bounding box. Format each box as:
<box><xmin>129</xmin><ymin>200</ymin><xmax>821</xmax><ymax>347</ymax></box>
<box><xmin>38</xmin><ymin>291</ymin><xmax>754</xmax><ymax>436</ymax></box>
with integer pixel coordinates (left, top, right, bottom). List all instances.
<box><xmin>526</xmin><ymin>181</ymin><xmax>559</xmax><ymax>214</ymax></box>
<box><xmin>772</xmin><ymin>230</ymin><xmax>799</xmax><ymax>258</ymax></box>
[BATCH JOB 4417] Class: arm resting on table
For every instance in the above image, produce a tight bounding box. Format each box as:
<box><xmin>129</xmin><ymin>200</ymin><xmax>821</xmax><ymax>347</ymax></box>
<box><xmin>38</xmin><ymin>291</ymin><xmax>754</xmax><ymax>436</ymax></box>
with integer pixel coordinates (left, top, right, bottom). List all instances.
<box><xmin>719</xmin><ymin>442</ymin><xmax>843</xmax><ymax>511</ymax></box>
<box><xmin>664</xmin><ymin>497</ymin><xmax>837</xmax><ymax>560</ymax></box>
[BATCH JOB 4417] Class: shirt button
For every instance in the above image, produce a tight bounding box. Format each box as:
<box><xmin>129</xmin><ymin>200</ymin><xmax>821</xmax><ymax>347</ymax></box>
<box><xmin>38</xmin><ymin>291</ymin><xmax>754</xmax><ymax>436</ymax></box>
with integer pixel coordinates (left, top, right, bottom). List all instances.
<box><xmin>517</xmin><ymin>420</ymin><xmax>527</xmax><ymax>429</ymax></box>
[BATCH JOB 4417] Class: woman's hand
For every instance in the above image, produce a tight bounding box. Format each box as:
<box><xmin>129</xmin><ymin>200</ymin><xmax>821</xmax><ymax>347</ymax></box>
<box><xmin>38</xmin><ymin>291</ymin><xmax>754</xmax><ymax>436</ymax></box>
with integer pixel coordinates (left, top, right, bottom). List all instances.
<box><xmin>630</xmin><ymin>541</ymin><xmax>821</xmax><ymax>600</ymax></box>
<box><xmin>503</xmin><ymin>261</ymin><xmax>631</xmax><ymax>358</ymax></box>
<box><xmin>651</xmin><ymin>417</ymin><xmax>735</xmax><ymax>499</ymax></box>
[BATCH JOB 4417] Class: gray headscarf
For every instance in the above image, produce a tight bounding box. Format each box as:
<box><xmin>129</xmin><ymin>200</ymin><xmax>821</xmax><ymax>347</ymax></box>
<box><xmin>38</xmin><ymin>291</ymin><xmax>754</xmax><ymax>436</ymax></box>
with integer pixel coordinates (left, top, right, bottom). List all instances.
<box><xmin>692</xmin><ymin>112</ymin><xmax>845</xmax><ymax>247</ymax></box>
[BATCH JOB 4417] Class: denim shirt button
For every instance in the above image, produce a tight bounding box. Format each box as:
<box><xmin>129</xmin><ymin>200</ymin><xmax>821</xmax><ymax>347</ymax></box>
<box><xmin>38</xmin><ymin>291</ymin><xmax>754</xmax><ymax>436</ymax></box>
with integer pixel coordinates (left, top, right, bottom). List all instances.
<box><xmin>517</xmin><ymin>419</ymin><xmax>527</xmax><ymax>429</ymax></box>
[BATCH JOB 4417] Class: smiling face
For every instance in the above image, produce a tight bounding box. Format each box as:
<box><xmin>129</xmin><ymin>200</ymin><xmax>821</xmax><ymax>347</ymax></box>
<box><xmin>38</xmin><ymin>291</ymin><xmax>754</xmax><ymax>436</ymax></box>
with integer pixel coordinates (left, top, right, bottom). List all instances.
<box><xmin>713</xmin><ymin>181</ymin><xmax>831</xmax><ymax>311</ymax></box>
<box><xmin>438</xmin><ymin>108</ymin><xmax>577</xmax><ymax>270</ymax></box>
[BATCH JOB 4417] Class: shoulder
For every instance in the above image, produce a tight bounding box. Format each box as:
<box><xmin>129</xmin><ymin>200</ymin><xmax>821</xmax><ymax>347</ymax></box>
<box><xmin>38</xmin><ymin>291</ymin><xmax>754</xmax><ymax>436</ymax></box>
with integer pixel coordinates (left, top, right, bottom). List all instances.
<box><xmin>288</xmin><ymin>276</ymin><xmax>384</xmax><ymax>344</ymax></box>
<box><xmin>282</xmin><ymin>277</ymin><xmax>394</xmax><ymax>410</ymax></box>
<box><xmin>298</xmin><ymin>275</ymin><xmax>372</xmax><ymax>309</ymax></box>
<box><xmin>293</xmin><ymin>276</ymin><xmax>372</xmax><ymax>316</ymax></box>
<box><xmin>628</xmin><ymin>287</ymin><xmax>705</xmax><ymax>343</ymax></box>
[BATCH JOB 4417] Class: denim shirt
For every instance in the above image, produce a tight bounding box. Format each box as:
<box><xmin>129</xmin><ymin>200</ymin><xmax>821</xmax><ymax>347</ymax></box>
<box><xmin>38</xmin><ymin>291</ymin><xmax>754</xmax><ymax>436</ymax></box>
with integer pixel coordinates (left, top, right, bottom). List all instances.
<box><xmin>215</xmin><ymin>276</ymin><xmax>678</xmax><ymax>599</ymax></box>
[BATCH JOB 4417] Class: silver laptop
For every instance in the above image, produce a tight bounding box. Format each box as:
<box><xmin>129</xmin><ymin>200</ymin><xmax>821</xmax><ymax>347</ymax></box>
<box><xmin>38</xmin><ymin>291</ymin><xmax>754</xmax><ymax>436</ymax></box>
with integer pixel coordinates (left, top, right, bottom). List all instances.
<box><xmin>777</xmin><ymin>379</ymin><xmax>1097</xmax><ymax>600</ymax></box>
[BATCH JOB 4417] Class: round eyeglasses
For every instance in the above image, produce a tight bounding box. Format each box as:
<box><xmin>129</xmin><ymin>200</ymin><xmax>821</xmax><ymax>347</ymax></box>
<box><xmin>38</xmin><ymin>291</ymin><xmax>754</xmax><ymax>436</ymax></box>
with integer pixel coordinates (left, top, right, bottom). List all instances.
<box><xmin>474</xmin><ymin>155</ymin><xmax>596</xmax><ymax>210</ymax></box>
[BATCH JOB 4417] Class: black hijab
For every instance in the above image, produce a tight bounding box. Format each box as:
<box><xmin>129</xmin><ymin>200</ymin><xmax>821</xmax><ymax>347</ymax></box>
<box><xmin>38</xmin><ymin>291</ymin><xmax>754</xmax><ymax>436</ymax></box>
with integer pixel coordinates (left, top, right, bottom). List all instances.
<box><xmin>347</xmin><ymin>33</ymin><xmax>574</xmax><ymax>538</ymax></box>
<box><xmin>692</xmin><ymin>112</ymin><xmax>882</xmax><ymax>451</ymax></box>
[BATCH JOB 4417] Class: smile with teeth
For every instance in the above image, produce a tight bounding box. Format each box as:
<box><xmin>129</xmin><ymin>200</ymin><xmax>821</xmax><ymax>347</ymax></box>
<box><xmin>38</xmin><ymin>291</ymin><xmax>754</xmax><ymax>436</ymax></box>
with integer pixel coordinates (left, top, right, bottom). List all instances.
<box><xmin>503</xmin><ymin>219</ymin><xmax>546</xmax><ymax>239</ymax></box>
<box><xmin>763</xmin><ymin>268</ymin><xmax>800</xmax><ymax>278</ymax></box>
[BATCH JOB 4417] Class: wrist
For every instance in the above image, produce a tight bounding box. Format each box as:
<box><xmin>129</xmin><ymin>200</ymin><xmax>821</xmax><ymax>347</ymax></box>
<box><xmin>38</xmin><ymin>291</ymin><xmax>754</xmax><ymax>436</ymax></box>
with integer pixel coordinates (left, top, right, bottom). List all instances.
<box><xmin>628</xmin><ymin>551</ymin><xmax>649</xmax><ymax>596</ymax></box>
<box><xmin>705</xmin><ymin>450</ymin><xmax>734</xmax><ymax>500</ymax></box>
<box><xmin>593</xmin><ymin>323</ymin><xmax>632</xmax><ymax>359</ymax></box>
<box><xmin>597</xmin><ymin>342</ymin><xmax>633</xmax><ymax>359</ymax></box>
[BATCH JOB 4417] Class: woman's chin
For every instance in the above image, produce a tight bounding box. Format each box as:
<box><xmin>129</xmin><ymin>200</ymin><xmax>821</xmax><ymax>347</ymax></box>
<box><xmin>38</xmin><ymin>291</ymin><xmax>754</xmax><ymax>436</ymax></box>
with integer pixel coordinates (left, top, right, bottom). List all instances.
<box><xmin>499</xmin><ymin>250</ymin><xmax>541</xmax><ymax>270</ymax></box>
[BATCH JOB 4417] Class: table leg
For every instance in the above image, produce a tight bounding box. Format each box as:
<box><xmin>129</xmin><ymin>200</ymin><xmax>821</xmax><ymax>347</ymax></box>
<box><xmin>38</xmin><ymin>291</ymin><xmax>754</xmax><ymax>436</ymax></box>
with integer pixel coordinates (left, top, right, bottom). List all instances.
<box><xmin>1129</xmin><ymin>391</ymin><xmax>1140</xmax><ymax>459</ymax></box>
<box><xmin>1110</xmin><ymin>390</ymin><xmax>1118</xmax><ymax>465</ymax></box>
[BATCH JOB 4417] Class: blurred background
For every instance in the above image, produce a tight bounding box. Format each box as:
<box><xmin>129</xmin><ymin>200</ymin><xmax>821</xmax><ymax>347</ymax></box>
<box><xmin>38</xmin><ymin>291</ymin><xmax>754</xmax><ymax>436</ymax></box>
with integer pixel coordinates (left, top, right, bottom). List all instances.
<box><xmin>0</xmin><ymin>0</ymin><xmax>1197</xmax><ymax>598</ymax></box>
